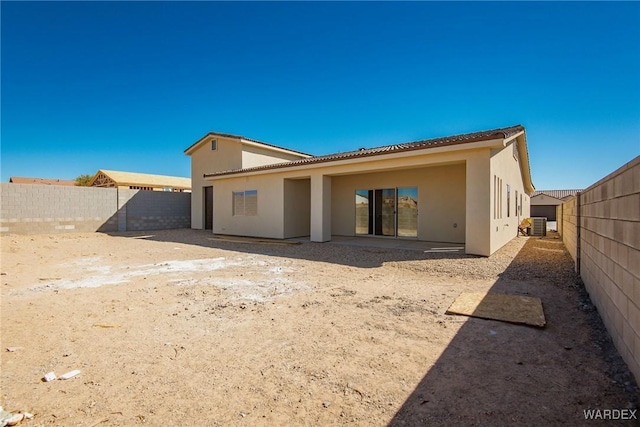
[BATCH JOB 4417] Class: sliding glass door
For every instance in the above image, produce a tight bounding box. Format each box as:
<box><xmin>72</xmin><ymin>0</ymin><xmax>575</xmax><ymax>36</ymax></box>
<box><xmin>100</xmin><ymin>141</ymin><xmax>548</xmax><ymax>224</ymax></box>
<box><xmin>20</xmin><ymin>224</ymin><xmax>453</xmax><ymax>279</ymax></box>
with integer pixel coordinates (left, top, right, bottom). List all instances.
<box><xmin>355</xmin><ymin>190</ymin><xmax>371</xmax><ymax>235</ymax></box>
<box><xmin>397</xmin><ymin>187</ymin><xmax>418</xmax><ymax>237</ymax></box>
<box><xmin>375</xmin><ymin>189</ymin><xmax>396</xmax><ymax>236</ymax></box>
<box><xmin>355</xmin><ymin>187</ymin><xmax>417</xmax><ymax>237</ymax></box>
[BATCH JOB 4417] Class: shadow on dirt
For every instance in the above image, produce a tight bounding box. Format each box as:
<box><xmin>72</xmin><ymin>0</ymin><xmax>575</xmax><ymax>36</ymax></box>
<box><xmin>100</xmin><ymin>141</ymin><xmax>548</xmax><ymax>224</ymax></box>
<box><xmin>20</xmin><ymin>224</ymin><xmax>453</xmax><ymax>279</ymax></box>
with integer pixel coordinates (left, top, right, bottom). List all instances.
<box><xmin>103</xmin><ymin>228</ymin><xmax>480</xmax><ymax>269</ymax></box>
<box><xmin>99</xmin><ymin>229</ymin><xmax>640</xmax><ymax>423</ymax></box>
<box><xmin>388</xmin><ymin>236</ymin><xmax>639</xmax><ymax>425</ymax></box>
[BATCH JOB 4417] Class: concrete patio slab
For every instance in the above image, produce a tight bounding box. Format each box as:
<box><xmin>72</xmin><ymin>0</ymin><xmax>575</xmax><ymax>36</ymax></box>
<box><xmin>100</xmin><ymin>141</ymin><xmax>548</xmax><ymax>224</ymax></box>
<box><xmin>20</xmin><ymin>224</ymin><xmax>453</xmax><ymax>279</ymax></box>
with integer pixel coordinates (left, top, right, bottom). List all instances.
<box><xmin>289</xmin><ymin>235</ymin><xmax>465</xmax><ymax>253</ymax></box>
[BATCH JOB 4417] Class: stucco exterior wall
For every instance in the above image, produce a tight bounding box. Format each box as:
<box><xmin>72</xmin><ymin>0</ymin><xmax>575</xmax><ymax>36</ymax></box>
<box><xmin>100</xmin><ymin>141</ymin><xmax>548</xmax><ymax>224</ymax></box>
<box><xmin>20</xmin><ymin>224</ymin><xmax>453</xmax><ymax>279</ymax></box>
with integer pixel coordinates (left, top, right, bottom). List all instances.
<box><xmin>190</xmin><ymin>136</ymin><xmax>243</xmax><ymax>229</ymax></box>
<box><xmin>189</xmin><ymin>136</ymin><xmax>308</xmax><ymax>230</ymax></box>
<box><xmin>242</xmin><ymin>145</ymin><xmax>305</xmax><ymax>169</ymax></box>
<box><xmin>211</xmin><ymin>174</ymin><xmax>285</xmax><ymax>239</ymax></box>
<box><xmin>531</xmin><ymin>194</ymin><xmax>563</xmax><ymax>223</ymax></box>
<box><xmin>0</xmin><ymin>183</ymin><xmax>190</xmax><ymax>234</ymax></box>
<box><xmin>209</xmin><ymin>148</ymin><xmax>478</xmax><ymax>241</ymax></box>
<box><xmin>311</xmin><ymin>173</ymin><xmax>332</xmax><ymax>242</ymax></box>
<box><xmin>204</xmin><ymin>138</ymin><xmax>529</xmax><ymax>256</ymax></box>
<box><xmin>560</xmin><ymin>156</ymin><xmax>640</xmax><ymax>382</ymax></box>
<box><xmin>330</xmin><ymin>164</ymin><xmax>466</xmax><ymax>243</ymax></box>
<box><xmin>531</xmin><ymin>194</ymin><xmax>563</xmax><ymax>206</ymax></box>
<box><xmin>465</xmin><ymin>150</ymin><xmax>492</xmax><ymax>256</ymax></box>
<box><xmin>284</xmin><ymin>179</ymin><xmax>311</xmax><ymax>238</ymax></box>
<box><xmin>489</xmin><ymin>139</ymin><xmax>531</xmax><ymax>254</ymax></box>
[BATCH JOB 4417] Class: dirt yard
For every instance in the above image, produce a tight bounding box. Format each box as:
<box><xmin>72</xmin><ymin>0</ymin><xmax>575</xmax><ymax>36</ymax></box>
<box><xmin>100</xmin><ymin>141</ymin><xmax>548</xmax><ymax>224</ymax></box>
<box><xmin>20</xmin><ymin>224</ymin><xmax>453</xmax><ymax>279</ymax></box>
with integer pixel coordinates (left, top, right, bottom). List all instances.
<box><xmin>1</xmin><ymin>230</ymin><xmax>638</xmax><ymax>426</ymax></box>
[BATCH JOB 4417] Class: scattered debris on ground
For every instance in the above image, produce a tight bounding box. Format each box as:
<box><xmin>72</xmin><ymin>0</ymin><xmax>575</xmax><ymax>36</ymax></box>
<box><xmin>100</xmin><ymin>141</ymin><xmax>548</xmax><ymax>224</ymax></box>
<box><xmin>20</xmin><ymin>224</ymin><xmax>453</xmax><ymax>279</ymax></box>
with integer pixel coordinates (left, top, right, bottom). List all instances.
<box><xmin>0</xmin><ymin>406</ymin><xmax>33</xmax><ymax>427</ymax></box>
<box><xmin>1</xmin><ymin>229</ymin><xmax>637</xmax><ymax>425</ymax></box>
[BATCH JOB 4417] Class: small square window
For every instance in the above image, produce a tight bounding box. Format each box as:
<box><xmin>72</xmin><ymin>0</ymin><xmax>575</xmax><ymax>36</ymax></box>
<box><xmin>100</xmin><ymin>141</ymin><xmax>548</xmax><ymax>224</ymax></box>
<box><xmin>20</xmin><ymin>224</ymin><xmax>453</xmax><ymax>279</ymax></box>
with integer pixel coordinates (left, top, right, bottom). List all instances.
<box><xmin>211</xmin><ymin>140</ymin><xmax>217</xmax><ymax>151</ymax></box>
<box><xmin>233</xmin><ymin>190</ymin><xmax>258</xmax><ymax>216</ymax></box>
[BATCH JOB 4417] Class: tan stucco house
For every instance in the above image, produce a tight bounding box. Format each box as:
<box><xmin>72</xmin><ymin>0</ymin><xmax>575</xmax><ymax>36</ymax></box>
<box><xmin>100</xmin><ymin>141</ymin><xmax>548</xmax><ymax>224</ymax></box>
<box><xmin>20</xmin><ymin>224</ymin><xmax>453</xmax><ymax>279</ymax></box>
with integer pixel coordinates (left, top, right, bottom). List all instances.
<box><xmin>185</xmin><ymin>125</ymin><xmax>535</xmax><ymax>256</ymax></box>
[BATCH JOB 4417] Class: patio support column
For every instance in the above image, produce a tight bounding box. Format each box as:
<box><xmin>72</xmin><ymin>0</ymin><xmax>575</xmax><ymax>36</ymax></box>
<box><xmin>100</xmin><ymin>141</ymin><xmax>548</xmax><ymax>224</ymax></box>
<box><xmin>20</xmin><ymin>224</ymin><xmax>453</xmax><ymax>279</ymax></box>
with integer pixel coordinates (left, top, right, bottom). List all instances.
<box><xmin>310</xmin><ymin>174</ymin><xmax>331</xmax><ymax>242</ymax></box>
<box><xmin>465</xmin><ymin>153</ymin><xmax>491</xmax><ymax>256</ymax></box>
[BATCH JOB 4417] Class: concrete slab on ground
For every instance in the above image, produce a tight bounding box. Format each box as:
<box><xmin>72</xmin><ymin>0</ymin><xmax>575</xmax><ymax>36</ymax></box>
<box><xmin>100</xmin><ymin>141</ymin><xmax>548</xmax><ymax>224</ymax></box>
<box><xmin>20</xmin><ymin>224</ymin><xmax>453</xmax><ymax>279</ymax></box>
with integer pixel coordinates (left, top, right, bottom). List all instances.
<box><xmin>288</xmin><ymin>235</ymin><xmax>465</xmax><ymax>253</ymax></box>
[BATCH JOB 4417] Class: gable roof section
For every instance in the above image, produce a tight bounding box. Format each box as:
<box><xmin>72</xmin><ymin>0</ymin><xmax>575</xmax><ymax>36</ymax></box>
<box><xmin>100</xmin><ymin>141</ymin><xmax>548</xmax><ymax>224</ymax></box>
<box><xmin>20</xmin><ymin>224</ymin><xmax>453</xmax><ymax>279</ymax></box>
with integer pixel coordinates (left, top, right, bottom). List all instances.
<box><xmin>9</xmin><ymin>176</ymin><xmax>76</xmax><ymax>186</ymax></box>
<box><xmin>531</xmin><ymin>193</ymin><xmax>564</xmax><ymax>204</ymax></box>
<box><xmin>89</xmin><ymin>170</ymin><xmax>191</xmax><ymax>189</ymax></box>
<box><xmin>532</xmin><ymin>189</ymin><xmax>582</xmax><ymax>200</ymax></box>
<box><xmin>184</xmin><ymin>131</ymin><xmax>312</xmax><ymax>157</ymax></box>
<box><xmin>205</xmin><ymin>125</ymin><xmax>526</xmax><ymax>178</ymax></box>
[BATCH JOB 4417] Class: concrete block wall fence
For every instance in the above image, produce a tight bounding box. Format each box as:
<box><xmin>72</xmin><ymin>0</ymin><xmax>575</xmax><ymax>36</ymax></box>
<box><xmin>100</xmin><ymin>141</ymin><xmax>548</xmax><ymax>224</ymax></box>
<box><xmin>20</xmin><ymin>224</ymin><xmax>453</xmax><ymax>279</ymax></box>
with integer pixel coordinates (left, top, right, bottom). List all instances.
<box><xmin>0</xmin><ymin>183</ymin><xmax>191</xmax><ymax>234</ymax></box>
<box><xmin>560</xmin><ymin>197</ymin><xmax>578</xmax><ymax>264</ymax></box>
<box><xmin>120</xmin><ymin>189</ymin><xmax>191</xmax><ymax>231</ymax></box>
<box><xmin>559</xmin><ymin>156</ymin><xmax>640</xmax><ymax>382</ymax></box>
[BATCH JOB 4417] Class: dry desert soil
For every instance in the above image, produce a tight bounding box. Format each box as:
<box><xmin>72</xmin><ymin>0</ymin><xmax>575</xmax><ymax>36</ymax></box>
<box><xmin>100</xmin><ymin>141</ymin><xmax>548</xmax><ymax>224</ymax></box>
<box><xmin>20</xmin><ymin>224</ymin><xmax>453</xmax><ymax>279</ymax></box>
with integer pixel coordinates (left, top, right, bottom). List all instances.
<box><xmin>1</xmin><ymin>230</ymin><xmax>638</xmax><ymax>426</ymax></box>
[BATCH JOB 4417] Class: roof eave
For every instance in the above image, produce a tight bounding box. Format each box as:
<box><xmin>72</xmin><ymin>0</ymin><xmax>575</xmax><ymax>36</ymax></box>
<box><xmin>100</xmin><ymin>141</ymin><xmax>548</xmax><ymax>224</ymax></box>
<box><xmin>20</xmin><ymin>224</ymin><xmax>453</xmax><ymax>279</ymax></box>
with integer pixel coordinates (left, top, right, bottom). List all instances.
<box><xmin>204</xmin><ymin>137</ymin><xmax>506</xmax><ymax>180</ymax></box>
<box><xmin>184</xmin><ymin>131</ymin><xmax>312</xmax><ymax>157</ymax></box>
<box><xmin>515</xmin><ymin>133</ymin><xmax>535</xmax><ymax>195</ymax></box>
<box><xmin>240</xmin><ymin>138</ymin><xmax>313</xmax><ymax>158</ymax></box>
<box><xmin>184</xmin><ymin>132</ymin><xmax>231</xmax><ymax>155</ymax></box>
<box><xmin>532</xmin><ymin>193</ymin><xmax>564</xmax><ymax>203</ymax></box>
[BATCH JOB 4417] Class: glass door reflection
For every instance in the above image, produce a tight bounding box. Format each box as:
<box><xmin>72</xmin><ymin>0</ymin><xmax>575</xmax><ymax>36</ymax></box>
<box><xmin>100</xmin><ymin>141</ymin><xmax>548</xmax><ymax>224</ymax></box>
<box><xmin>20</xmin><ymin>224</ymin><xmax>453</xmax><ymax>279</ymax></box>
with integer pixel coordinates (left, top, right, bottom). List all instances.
<box><xmin>397</xmin><ymin>187</ymin><xmax>418</xmax><ymax>237</ymax></box>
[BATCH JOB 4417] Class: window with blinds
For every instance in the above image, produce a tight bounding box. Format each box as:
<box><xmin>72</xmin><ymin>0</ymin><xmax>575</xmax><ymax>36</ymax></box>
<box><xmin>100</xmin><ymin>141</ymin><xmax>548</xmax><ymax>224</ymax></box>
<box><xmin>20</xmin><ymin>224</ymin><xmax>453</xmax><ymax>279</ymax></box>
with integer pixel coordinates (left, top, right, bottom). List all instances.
<box><xmin>233</xmin><ymin>190</ymin><xmax>257</xmax><ymax>216</ymax></box>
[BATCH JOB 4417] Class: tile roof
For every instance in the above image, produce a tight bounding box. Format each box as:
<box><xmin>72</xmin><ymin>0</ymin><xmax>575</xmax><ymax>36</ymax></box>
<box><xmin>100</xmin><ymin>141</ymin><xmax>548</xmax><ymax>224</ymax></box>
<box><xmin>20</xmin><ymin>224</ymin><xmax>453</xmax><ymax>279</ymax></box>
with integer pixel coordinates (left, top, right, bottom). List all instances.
<box><xmin>532</xmin><ymin>189</ymin><xmax>582</xmax><ymax>200</ymax></box>
<box><xmin>9</xmin><ymin>176</ymin><xmax>77</xmax><ymax>186</ymax></box>
<box><xmin>205</xmin><ymin>124</ymin><xmax>525</xmax><ymax>177</ymax></box>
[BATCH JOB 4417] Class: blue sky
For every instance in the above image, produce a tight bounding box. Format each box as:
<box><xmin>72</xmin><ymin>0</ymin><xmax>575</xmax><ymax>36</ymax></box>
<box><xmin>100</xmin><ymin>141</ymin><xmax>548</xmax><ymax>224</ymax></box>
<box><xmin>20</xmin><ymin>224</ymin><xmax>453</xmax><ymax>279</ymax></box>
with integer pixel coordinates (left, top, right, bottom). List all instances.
<box><xmin>1</xmin><ymin>1</ymin><xmax>638</xmax><ymax>190</ymax></box>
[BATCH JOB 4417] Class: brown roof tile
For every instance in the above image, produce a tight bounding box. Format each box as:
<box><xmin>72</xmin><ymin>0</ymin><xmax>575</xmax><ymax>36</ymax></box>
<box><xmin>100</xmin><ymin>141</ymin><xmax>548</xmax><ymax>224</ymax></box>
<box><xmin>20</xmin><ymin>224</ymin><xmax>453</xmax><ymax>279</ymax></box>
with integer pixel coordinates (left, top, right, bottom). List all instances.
<box><xmin>532</xmin><ymin>189</ymin><xmax>582</xmax><ymax>200</ymax></box>
<box><xmin>205</xmin><ymin>124</ymin><xmax>525</xmax><ymax>178</ymax></box>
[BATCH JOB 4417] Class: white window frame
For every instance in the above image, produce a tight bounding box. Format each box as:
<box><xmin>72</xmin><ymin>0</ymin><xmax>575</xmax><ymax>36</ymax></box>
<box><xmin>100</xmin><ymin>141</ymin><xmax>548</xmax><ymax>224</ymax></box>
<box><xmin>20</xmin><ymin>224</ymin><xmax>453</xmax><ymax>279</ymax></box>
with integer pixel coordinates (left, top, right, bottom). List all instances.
<box><xmin>233</xmin><ymin>190</ymin><xmax>257</xmax><ymax>216</ymax></box>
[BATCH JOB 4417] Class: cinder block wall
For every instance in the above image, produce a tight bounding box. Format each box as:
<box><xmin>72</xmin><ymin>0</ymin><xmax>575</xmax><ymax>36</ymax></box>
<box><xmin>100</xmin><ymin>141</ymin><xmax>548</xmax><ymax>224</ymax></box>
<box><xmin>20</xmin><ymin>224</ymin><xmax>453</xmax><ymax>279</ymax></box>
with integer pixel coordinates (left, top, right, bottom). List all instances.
<box><xmin>0</xmin><ymin>183</ymin><xmax>118</xmax><ymax>233</ymax></box>
<box><xmin>0</xmin><ymin>183</ymin><xmax>191</xmax><ymax>234</ymax></box>
<box><xmin>561</xmin><ymin>196</ymin><xmax>578</xmax><ymax>268</ymax></box>
<box><xmin>120</xmin><ymin>189</ymin><xmax>191</xmax><ymax>231</ymax></box>
<box><xmin>560</xmin><ymin>156</ymin><xmax>640</xmax><ymax>382</ymax></box>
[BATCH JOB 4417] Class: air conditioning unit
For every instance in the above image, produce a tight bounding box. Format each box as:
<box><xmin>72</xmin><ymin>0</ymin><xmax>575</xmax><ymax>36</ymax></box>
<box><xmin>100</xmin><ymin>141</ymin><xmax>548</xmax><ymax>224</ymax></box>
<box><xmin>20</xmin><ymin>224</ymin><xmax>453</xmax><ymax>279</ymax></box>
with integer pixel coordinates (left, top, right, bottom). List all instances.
<box><xmin>531</xmin><ymin>217</ymin><xmax>547</xmax><ymax>236</ymax></box>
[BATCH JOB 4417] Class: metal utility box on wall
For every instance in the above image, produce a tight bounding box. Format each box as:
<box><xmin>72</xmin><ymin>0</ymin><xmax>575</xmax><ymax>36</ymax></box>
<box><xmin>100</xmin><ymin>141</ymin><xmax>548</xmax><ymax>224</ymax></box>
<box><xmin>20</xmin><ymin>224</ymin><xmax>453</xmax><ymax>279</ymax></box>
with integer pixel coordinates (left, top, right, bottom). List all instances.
<box><xmin>531</xmin><ymin>217</ymin><xmax>547</xmax><ymax>236</ymax></box>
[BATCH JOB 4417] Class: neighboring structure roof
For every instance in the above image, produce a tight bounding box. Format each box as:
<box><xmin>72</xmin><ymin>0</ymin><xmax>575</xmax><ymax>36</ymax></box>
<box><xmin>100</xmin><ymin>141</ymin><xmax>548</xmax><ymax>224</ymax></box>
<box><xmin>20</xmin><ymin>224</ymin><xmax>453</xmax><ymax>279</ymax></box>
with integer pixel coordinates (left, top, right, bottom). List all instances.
<box><xmin>89</xmin><ymin>170</ymin><xmax>191</xmax><ymax>190</ymax></box>
<box><xmin>205</xmin><ymin>125</ymin><xmax>526</xmax><ymax>178</ymax></box>
<box><xmin>184</xmin><ymin>131</ymin><xmax>312</xmax><ymax>157</ymax></box>
<box><xmin>9</xmin><ymin>176</ymin><xmax>76</xmax><ymax>186</ymax></box>
<box><xmin>532</xmin><ymin>189</ymin><xmax>582</xmax><ymax>200</ymax></box>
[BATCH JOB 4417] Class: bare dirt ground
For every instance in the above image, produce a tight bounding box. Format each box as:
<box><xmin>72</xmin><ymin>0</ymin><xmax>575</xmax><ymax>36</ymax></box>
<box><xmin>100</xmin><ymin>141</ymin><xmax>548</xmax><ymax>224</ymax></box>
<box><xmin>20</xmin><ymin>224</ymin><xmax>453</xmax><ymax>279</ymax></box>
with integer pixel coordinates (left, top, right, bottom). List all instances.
<box><xmin>1</xmin><ymin>230</ymin><xmax>638</xmax><ymax>426</ymax></box>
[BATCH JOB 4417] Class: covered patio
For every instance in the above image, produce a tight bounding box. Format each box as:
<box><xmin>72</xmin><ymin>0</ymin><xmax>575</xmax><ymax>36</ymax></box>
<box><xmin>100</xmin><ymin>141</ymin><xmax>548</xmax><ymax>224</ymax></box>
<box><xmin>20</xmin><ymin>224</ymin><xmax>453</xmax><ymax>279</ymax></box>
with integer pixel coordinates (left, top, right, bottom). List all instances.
<box><xmin>289</xmin><ymin>235</ymin><xmax>465</xmax><ymax>253</ymax></box>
